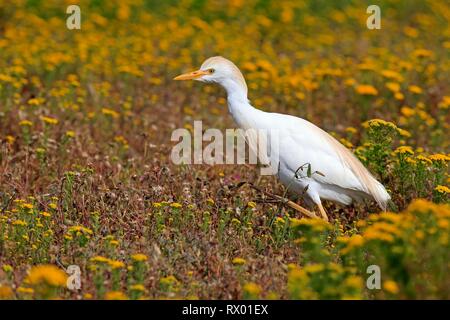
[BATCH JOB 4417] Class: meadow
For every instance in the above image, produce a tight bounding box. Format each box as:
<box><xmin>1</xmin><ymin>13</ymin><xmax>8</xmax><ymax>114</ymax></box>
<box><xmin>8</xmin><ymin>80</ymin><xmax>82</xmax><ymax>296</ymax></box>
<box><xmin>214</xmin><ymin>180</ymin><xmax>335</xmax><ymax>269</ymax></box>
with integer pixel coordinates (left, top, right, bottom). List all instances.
<box><xmin>0</xmin><ymin>0</ymin><xmax>449</xmax><ymax>300</ymax></box>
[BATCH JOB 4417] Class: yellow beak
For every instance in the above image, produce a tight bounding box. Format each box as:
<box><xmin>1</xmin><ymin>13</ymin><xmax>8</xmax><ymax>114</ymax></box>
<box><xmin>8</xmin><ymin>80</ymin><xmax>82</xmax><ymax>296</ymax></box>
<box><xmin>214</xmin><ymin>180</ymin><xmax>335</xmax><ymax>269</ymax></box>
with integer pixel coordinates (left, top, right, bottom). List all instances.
<box><xmin>173</xmin><ymin>69</ymin><xmax>208</xmax><ymax>81</ymax></box>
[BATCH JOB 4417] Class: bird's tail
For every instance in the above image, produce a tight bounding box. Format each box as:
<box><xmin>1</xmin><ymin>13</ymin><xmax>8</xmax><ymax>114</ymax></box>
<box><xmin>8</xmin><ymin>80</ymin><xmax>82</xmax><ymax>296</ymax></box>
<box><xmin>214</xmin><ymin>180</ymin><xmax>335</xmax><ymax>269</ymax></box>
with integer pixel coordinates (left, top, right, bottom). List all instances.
<box><xmin>369</xmin><ymin>178</ymin><xmax>391</xmax><ymax>211</ymax></box>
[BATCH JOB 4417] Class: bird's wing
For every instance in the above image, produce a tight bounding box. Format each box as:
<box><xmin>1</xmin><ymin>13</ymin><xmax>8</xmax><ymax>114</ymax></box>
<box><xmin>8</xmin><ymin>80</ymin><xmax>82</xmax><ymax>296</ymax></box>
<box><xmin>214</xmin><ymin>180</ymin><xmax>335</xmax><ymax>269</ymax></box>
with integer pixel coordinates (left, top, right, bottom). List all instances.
<box><xmin>266</xmin><ymin>113</ymin><xmax>390</xmax><ymax>209</ymax></box>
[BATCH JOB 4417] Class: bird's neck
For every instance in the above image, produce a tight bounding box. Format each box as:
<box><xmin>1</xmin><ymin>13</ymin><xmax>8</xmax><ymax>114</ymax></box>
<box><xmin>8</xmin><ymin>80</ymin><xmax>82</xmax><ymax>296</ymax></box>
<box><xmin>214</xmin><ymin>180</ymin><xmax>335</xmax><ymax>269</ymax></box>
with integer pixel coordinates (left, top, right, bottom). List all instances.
<box><xmin>221</xmin><ymin>79</ymin><xmax>256</xmax><ymax>129</ymax></box>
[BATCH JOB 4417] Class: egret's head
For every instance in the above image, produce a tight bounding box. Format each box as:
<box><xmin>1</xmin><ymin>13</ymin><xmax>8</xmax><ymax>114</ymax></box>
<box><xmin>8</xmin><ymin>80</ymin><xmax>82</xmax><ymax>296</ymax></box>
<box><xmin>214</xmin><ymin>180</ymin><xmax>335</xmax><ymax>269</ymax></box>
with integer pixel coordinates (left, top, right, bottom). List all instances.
<box><xmin>174</xmin><ymin>56</ymin><xmax>247</xmax><ymax>96</ymax></box>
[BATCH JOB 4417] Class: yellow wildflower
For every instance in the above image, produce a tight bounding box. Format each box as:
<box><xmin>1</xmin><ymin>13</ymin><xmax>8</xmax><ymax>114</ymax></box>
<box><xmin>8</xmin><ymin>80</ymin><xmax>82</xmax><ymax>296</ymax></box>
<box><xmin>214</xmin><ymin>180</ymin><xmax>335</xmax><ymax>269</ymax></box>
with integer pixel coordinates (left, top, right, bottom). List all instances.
<box><xmin>383</xmin><ymin>280</ymin><xmax>400</xmax><ymax>294</ymax></box>
<box><xmin>355</xmin><ymin>85</ymin><xmax>378</xmax><ymax>96</ymax></box>
<box><xmin>2</xmin><ymin>264</ymin><xmax>13</xmax><ymax>273</ymax></box>
<box><xmin>105</xmin><ymin>291</ymin><xmax>128</xmax><ymax>300</ymax></box>
<box><xmin>345</xmin><ymin>127</ymin><xmax>357</xmax><ymax>134</ymax></box>
<box><xmin>19</xmin><ymin>120</ymin><xmax>33</xmax><ymax>127</ymax></box>
<box><xmin>247</xmin><ymin>201</ymin><xmax>256</xmax><ymax>208</ymax></box>
<box><xmin>17</xmin><ymin>287</ymin><xmax>34</xmax><ymax>295</ymax></box>
<box><xmin>435</xmin><ymin>185</ymin><xmax>450</xmax><ymax>194</ymax></box>
<box><xmin>108</xmin><ymin>260</ymin><xmax>125</xmax><ymax>269</ymax></box>
<box><xmin>131</xmin><ymin>253</ymin><xmax>148</xmax><ymax>262</ymax></box>
<box><xmin>0</xmin><ymin>285</ymin><xmax>14</xmax><ymax>299</ymax></box>
<box><xmin>170</xmin><ymin>202</ymin><xmax>182</xmax><ymax>209</ymax></box>
<box><xmin>90</xmin><ymin>256</ymin><xmax>110</xmax><ymax>264</ymax></box>
<box><xmin>24</xmin><ymin>265</ymin><xmax>67</xmax><ymax>287</ymax></box>
<box><xmin>101</xmin><ymin>108</ymin><xmax>120</xmax><ymax>118</ymax></box>
<box><xmin>243</xmin><ymin>282</ymin><xmax>262</xmax><ymax>296</ymax></box>
<box><xmin>408</xmin><ymin>85</ymin><xmax>422</xmax><ymax>94</ymax></box>
<box><xmin>429</xmin><ymin>154</ymin><xmax>450</xmax><ymax>163</ymax></box>
<box><xmin>416</xmin><ymin>155</ymin><xmax>432</xmax><ymax>164</ymax></box>
<box><xmin>232</xmin><ymin>257</ymin><xmax>246</xmax><ymax>265</ymax></box>
<box><xmin>40</xmin><ymin>116</ymin><xmax>58</xmax><ymax>125</ymax></box>
<box><xmin>386</xmin><ymin>82</ymin><xmax>400</xmax><ymax>93</ymax></box>
<box><xmin>130</xmin><ymin>284</ymin><xmax>146</xmax><ymax>292</ymax></box>
<box><xmin>394</xmin><ymin>146</ymin><xmax>414</xmax><ymax>155</ymax></box>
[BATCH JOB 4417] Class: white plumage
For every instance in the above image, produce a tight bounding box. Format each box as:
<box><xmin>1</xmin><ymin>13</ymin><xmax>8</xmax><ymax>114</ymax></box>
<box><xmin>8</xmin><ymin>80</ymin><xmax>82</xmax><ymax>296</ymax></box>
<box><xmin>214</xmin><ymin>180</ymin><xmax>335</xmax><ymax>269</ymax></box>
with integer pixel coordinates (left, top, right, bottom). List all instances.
<box><xmin>175</xmin><ymin>56</ymin><xmax>391</xmax><ymax>221</ymax></box>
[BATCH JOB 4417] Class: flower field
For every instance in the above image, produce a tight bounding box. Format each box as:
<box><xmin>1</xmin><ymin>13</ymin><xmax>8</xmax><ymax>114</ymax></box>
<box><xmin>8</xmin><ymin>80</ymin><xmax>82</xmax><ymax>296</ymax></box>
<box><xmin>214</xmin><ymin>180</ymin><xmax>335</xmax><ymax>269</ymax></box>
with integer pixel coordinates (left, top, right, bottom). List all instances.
<box><xmin>0</xmin><ymin>0</ymin><xmax>449</xmax><ymax>300</ymax></box>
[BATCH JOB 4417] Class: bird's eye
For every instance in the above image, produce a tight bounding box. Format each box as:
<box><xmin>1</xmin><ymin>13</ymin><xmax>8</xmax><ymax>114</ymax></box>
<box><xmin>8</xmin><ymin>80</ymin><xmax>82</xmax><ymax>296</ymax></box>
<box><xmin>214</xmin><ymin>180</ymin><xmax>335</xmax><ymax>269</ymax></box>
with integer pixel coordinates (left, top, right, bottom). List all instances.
<box><xmin>208</xmin><ymin>68</ymin><xmax>215</xmax><ymax>74</ymax></box>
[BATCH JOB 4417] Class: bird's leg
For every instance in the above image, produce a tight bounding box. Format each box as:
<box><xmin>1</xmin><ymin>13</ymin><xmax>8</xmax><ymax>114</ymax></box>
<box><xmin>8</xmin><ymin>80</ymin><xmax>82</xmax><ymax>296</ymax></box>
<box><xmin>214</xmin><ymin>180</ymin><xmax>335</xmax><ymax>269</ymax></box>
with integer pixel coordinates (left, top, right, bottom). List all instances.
<box><xmin>317</xmin><ymin>202</ymin><xmax>329</xmax><ymax>222</ymax></box>
<box><xmin>245</xmin><ymin>182</ymin><xmax>319</xmax><ymax>220</ymax></box>
<box><xmin>285</xmin><ymin>201</ymin><xmax>319</xmax><ymax>219</ymax></box>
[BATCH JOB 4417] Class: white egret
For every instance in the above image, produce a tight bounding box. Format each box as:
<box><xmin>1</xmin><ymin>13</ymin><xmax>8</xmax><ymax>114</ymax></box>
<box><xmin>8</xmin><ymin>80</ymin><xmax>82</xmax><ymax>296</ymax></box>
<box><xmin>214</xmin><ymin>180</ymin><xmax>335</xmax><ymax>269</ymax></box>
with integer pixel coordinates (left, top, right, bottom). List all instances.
<box><xmin>174</xmin><ymin>56</ymin><xmax>390</xmax><ymax>221</ymax></box>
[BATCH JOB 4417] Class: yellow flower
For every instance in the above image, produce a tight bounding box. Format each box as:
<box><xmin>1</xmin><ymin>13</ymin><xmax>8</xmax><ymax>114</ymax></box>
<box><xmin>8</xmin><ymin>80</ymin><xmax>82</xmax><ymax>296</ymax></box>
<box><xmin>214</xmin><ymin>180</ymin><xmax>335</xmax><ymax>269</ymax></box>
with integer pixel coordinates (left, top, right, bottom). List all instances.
<box><xmin>363</xmin><ymin>229</ymin><xmax>394</xmax><ymax>242</ymax></box>
<box><xmin>247</xmin><ymin>201</ymin><xmax>256</xmax><ymax>208</ymax></box>
<box><xmin>159</xmin><ymin>275</ymin><xmax>179</xmax><ymax>286</ymax></box>
<box><xmin>291</xmin><ymin>217</ymin><xmax>331</xmax><ymax>232</ymax></box>
<box><xmin>90</xmin><ymin>255</ymin><xmax>110</xmax><ymax>264</ymax></box>
<box><xmin>0</xmin><ymin>285</ymin><xmax>14</xmax><ymax>299</ymax></box>
<box><xmin>438</xmin><ymin>96</ymin><xmax>450</xmax><ymax>109</ymax></box>
<box><xmin>435</xmin><ymin>185</ymin><xmax>450</xmax><ymax>194</ymax></box>
<box><xmin>429</xmin><ymin>154</ymin><xmax>450</xmax><ymax>163</ymax></box>
<box><xmin>231</xmin><ymin>218</ymin><xmax>241</xmax><ymax>224</ymax></box>
<box><xmin>362</xmin><ymin>119</ymin><xmax>397</xmax><ymax>130</ymax></box>
<box><xmin>339</xmin><ymin>138</ymin><xmax>353</xmax><ymax>148</ymax></box>
<box><xmin>13</xmin><ymin>219</ymin><xmax>27</xmax><ymax>226</ymax></box>
<box><xmin>40</xmin><ymin>116</ymin><xmax>58</xmax><ymax>125</ymax></box>
<box><xmin>400</xmin><ymin>106</ymin><xmax>415</xmax><ymax>117</ymax></box>
<box><xmin>355</xmin><ymin>85</ymin><xmax>378</xmax><ymax>96</ymax></box>
<box><xmin>341</xmin><ymin>234</ymin><xmax>365</xmax><ymax>254</ymax></box>
<box><xmin>105</xmin><ymin>291</ymin><xmax>128</xmax><ymax>300</ymax></box>
<box><xmin>232</xmin><ymin>257</ymin><xmax>246</xmax><ymax>265</ymax></box>
<box><xmin>397</xmin><ymin>128</ymin><xmax>411</xmax><ymax>138</ymax></box>
<box><xmin>408</xmin><ymin>85</ymin><xmax>422</xmax><ymax>94</ymax></box>
<box><xmin>437</xmin><ymin>219</ymin><xmax>449</xmax><ymax>229</ymax></box>
<box><xmin>28</xmin><ymin>98</ymin><xmax>41</xmax><ymax>105</ymax></box>
<box><xmin>114</xmin><ymin>135</ymin><xmax>128</xmax><ymax>146</ymax></box>
<box><xmin>2</xmin><ymin>264</ymin><xmax>13</xmax><ymax>273</ymax></box>
<box><xmin>108</xmin><ymin>260</ymin><xmax>125</xmax><ymax>269</ymax></box>
<box><xmin>383</xmin><ymin>280</ymin><xmax>399</xmax><ymax>294</ymax></box>
<box><xmin>380</xmin><ymin>70</ymin><xmax>403</xmax><ymax>82</ymax></box>
<box><xmin>416</xmin><ymin>155</ymin><xmax>432</xmax><ymax>164</ymax></box>
<box><xmin>243</xmin><ymin>282</ymin><xmax>262</xmax><ymax>296</ymax></box>
<box><xmin>131</xmin><ymin>253</ymin><xmax>148</xmax><ymax>262</ymax></box>
<box><xmin>17</xmin><ymin>287</ymin><xmax>34</xmax><ymax>295</ymax></box>
<box><xmin>22</xmin><ymin>203</ymin><xmax>33</xmax><ymax>210</ymax></box>
<box><xmin>394</xmin><ymin>146</ymin><xmax>414</xmax><ymax>155</ymax></box>
<box><xmin>344</xmin><ymin>78</ymin><xmax>356</xmax><ymax>86</ymax></box>
<box><xmin>68</xmin><ymin>225</ymin><xmax>93</xmax><ymax>235</ymax></box>
<box><xmin>275</xmin><ymin>217</ymin><xmax>285</xmax><ymax>224</ymax></box>
<box><xmin>403</xmin><ymin>26</ymin><xmax>418</xmax><ymax>38</ymax></box>
<box><xmin>130</xmin><ymin>284</ymin><xmax>146</xmax><ymax>292</ymax></box>
<box><xmin>304</xmin><ymin>264</ymin><xmax>325</xmax><ymax>273</ymax></box>
<box><xmin>344</xmin><ymin>276</ymin><xmax>363</xmax><ymax>289</ymax></box>
<box><xmin>5</xmin><ymin>135</ymin><xmax>15</xmax><ymax>144</ymax></box>
<box><xmin>40</xmin><ymin>211</ymin><xmax>51</xmax><ymax>217</ymax></box>
<box><xmin>394</xmin><ymin>92</ymin><xmax>404</xmax><ymax>100</ymax></box>
<box><xmin>19</xmin><ymin>120</ymin><xmax>33</xmax><ymax>127</ymax></box>
<box><xmin>170</xmin><ymin>202</ymin><xmax>182</xmax><ymax>209</ymax></box>
<box><xmin>101</xmin><ymin>108</ymin><xmax>120</xmax><ymax>118</ymax></box>
<box><xmin>413</xmin><ymin>49</ymin><xmax>433</xmax><ymax>58</ymax></box>
<box><xmin>345</xmin><ymin>127</ymin><xmax>357</xmax><ymax>134</ymax></box>
<box><xmin>65</xmin><ymin>130</ymin><xmax>75</xmax><ymax>138</ymax></box>
<box><xmin>64</xmin><ymin>234</ymin><xmax>73</xmax><ymax>241</ymax></box>
<box><xmin>24</xmin><ymin>265</ymin><xmax>67</xmax><ymax>287</ymax></box>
